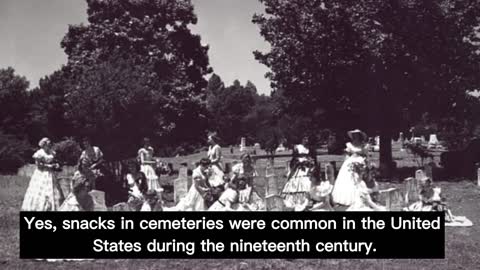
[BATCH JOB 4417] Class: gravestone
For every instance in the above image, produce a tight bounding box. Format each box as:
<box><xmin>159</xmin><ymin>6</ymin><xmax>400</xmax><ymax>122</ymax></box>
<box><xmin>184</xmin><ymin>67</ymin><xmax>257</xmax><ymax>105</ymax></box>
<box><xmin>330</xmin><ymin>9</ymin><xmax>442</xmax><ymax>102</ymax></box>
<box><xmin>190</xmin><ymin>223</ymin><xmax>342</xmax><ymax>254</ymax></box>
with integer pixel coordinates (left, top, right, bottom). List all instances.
<box><xmin>325</xmin><ymin>163</ymin><xmax>335</xmax><ymax>185</ymax></box>
<box><xmin>378</xmin><ymin>188</ymin><xmax>404</xmax><ymax>211</ymax></box>
<box><xmin>424</xmin><ymin>162</ymin><xmax>434</xmax><ymax>182</ymax></box>
<box><xmin>254</xmin><ymin>143</ymin><xmax>261</xmax><ymax>149</ymax></box>
<box><xmin>240</xmin><ymin>137</ymin><xmax>246</xmax><ymax>152</ymax></box>
<box><xmin>477</xmin><ymin>167</ymin><xmax>480</xmax><ymax>186</ymax></box>
<box><xmin>224</xmin><ymin>162</ymin><xmax>232</xmax><ymax>175</ymax></box>
<box><xmin>174</xmin><ymin>165</ymin><xmax>189</xmax><ymax>204</ymax></box>
<box><xmin>265</xmin><ymin>161</ymin><xmax>284</xmax><ymax>211</ymax></box>
<box><xmin>89</xmin><ymin>190</ymin><xmax>107</xmax><ymax>211</ymax></box>
<box><xmin>428</xmin><ymin>134</ymin><xmax>439</xmax><ymax>148</ymax></box>
<box><xmin>404</xmin><ymin>177</ymin><xmax>419</xmax><ymax>203</ymax></box>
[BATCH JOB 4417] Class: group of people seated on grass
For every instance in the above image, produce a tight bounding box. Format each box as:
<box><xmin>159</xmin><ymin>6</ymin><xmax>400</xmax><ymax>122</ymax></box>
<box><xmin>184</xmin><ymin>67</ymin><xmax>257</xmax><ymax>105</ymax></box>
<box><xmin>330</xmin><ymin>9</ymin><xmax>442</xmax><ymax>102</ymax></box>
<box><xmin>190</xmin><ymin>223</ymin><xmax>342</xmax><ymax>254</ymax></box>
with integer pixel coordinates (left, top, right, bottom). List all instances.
<box><xmin>21</xmin><ymin>130</ymin><xmax>460</xmax><ymax>215</ymax></box>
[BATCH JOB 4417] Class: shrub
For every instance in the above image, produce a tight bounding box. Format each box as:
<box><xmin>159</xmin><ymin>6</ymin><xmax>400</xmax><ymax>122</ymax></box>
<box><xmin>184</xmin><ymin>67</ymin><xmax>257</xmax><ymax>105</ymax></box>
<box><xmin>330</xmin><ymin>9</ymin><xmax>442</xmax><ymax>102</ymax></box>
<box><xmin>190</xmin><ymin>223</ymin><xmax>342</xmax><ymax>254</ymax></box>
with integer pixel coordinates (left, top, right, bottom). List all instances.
<box><xmin>0</xmin><ymin>133</ymin><xmax>32</xmax><ymax>174</ymax></box>
<box><xmin>52</xmin><ymin>137</ymin><xmax>82</xmax><ymax>166</ymax></box>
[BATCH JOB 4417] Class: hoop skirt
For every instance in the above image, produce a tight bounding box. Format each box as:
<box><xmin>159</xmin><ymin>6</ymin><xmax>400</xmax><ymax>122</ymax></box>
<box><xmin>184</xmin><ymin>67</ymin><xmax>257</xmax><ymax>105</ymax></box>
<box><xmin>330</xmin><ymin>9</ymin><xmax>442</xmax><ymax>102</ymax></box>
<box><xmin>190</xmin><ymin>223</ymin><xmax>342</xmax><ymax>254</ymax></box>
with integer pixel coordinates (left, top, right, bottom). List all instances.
<box><xmin>331</xmin><ymin>155</ymin><xmax>365</xmax><ymax>206</ymax></box>
<box><xmin>281</xmin><ymin>165</ymin><xmax>312</xmax><ymax>208</ymax></box>
<box><xmin>22</xmin><ymin>169</ymin><xmax>62</xmax><ymax>211</ymax></box>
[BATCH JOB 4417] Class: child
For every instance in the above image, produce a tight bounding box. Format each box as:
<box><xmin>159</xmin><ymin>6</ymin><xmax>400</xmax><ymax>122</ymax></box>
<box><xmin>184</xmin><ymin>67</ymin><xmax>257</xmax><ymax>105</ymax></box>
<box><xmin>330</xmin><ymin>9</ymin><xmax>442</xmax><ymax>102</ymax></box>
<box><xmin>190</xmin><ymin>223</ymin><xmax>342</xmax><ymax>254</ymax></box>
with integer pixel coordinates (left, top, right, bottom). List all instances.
<box><xmin>126</xmin><ymin>163</ymin><xmax>148</xmax><ymax>211</ymax></box>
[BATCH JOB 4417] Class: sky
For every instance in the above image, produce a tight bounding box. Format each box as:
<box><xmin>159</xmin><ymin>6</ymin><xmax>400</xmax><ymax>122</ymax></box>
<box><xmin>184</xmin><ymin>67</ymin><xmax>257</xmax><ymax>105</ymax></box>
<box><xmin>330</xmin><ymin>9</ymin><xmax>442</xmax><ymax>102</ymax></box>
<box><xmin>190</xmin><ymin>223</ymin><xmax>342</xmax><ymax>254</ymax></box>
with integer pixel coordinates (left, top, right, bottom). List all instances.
<box><xmin>0</xmin><ymin>0</ymin><xmax>272</xmax><ymax>94</ymax></box>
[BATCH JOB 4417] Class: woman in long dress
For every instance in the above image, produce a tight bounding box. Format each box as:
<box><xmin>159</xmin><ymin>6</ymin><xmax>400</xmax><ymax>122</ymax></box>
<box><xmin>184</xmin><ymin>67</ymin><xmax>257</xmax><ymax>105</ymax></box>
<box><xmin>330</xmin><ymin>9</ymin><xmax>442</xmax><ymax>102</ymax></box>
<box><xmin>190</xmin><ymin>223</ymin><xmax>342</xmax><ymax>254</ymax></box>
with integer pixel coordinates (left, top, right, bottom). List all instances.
<box><xmin>138</xmin><ymin>138</ymin><xmax>161</xmax><ymax>191</ymax></box>
<box><xmin>167</xmin><ymin>158</ymin><xmax>212</xmax><ymax>211</ymax></box>
<box><xmin>207</xmin><ymin>133</ymin><xmax>225</xmax><ymax>204</ymax></box>
<box><xmin>331</xmin><ymin>129</ymin><xmax>369</xmax><ymax>206</ymax></box>
<box><xmin>22</xmin><ymin>138</ymin><xmax>63</xmax><ymax>211</ymax></box>
<box><xmin>280</xmin><ymin>137</ymin><xmax>314</xmax><ymax>209</ymax></box>
<box><xmin>78</xmin><ymin>137</ymin><xmax>105</xmax><ymax>190</ymax></box>
<box><xmin>231</xmin><ymin>153</ymin><xmax>265</xmax><ymax>211</ymax></box>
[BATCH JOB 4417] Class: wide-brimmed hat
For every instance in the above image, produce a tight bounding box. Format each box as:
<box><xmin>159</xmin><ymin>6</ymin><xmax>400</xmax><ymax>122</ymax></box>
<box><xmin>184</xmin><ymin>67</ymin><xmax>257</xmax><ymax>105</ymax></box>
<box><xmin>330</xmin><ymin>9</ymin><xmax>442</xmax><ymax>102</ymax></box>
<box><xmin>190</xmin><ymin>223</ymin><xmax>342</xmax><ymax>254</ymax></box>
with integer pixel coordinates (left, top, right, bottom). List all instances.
<box><xmin>347</xmin><ymin>129</ymin><xmax>367</xmax><ymax>141</ymax></box>
<box><xmin>38</xmin><ymin>137</ymin><xmax>50</xmax><ymax>148</ymax></box>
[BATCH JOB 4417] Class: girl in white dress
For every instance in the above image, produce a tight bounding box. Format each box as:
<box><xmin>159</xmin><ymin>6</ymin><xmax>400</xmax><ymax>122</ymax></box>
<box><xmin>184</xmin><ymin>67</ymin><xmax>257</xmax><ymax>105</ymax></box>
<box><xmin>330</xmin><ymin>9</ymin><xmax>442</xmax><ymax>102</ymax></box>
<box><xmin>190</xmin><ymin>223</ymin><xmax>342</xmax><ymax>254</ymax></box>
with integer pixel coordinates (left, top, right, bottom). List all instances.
<box><xmin>231</xmin><ymin>154</ymin><xmax>265</xmax><ymax>211</ymax></box>
<box><xmin>281</xmin><ymin>137</ymin><xmax>314</xmax><ymax>209</ymax></box>
<box><xmin>22</xmin><ymin>138</ymin><xmax>62</xmax><ymax>211</ymax></box>
<box><xmin>331</xmin><ymin>129</ymin><xmax>369</xmax><ymax>206</ymax></box>
<box><xmin>138</xmin><ymin>138</ymin><xmax>161</xmax><ymax>191</ymax></box>
<box><xmin>206</xmin><ymin>133</ymin><xmax>225</xmax><ymax>205</ymax></box>
<box><xmin>166</xmin><ymin>158</ymin><xmax>211</xmax><ymax>211</ymax></box>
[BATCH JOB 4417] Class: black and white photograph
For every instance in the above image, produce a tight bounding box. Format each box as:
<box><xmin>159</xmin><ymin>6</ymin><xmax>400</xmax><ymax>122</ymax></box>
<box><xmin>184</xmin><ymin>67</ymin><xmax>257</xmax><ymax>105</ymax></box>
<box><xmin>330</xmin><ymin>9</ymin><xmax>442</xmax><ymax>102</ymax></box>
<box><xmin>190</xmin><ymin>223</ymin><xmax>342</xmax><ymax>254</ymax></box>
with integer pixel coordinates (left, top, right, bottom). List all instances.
<box><xmin>1</xmin><ymin>0</ymin><xmax>479</xmax><ymax>269</ymax></box>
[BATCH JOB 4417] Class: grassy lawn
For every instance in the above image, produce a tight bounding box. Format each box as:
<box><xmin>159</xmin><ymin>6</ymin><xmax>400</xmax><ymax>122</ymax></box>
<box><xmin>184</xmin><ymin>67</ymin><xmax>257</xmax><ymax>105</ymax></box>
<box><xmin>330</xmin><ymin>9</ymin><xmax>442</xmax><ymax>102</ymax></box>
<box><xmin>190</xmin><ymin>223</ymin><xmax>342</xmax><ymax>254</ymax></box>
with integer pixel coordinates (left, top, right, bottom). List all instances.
<box><xmin>1</xmin><ymin>145</ymin><xmax>479</xmax><ymax>270</ymax></box>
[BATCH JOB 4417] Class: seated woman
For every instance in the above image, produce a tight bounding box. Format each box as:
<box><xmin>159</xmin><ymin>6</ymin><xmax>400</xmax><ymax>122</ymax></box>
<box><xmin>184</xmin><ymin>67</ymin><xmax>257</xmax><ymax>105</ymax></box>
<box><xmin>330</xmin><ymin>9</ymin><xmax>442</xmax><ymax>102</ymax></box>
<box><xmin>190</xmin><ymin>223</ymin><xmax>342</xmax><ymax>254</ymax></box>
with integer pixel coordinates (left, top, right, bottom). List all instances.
<box><xmin>231</xmin><ymin>153</ymin><xmax>265</xmax><ymax>211</ymax></box>
<box><xmin>165</xmin><ymin>158</ymin><xmax>212</xmax><ymax>211</ymax></box>
<box><xmin>208</xmin><ymin>177</ymin><xmax>247</xmax><ymax>211</ymax></box>
<box><xmin>345</xmin><ymin>161</ymin><xmax>386</xmax><ymax>211</ymax></box>
<box><xmin>59</xmin><ymin>172</ymin><xmax>94</xmax><ymax>211</ymax></box>
<box><xmin>125</xmin><ymin>163</ymin><xmax>149</xmax><ymax>211</ymax></box>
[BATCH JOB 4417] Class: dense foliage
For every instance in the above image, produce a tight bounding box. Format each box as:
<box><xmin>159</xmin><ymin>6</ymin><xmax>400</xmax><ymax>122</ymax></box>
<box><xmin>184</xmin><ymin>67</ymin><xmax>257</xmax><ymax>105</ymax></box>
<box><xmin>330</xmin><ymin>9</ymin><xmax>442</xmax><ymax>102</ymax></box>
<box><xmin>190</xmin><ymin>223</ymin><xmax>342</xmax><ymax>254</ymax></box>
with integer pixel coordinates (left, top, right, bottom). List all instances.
<box><xmin>253</xmin><ymin>0</ymin><xmax>480</xmax><ymax>174</ymax></box>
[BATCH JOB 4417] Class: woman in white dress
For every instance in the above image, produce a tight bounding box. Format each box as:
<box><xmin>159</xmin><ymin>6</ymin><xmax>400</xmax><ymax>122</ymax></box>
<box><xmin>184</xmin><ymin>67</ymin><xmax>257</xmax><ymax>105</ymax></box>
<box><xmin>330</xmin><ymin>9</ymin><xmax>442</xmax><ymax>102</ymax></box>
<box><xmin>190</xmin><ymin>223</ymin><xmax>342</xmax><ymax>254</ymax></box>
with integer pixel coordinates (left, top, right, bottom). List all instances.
<box><xmin>167</xmin><ymin>158</ymin><xmax>212</xmax><ymax>211</ymax></box>
<box><xmin>138</xmin><ymin>138</ymin><xmax>161</xmax><ymax>191</ymax></box>
<box><xmin>22</xmin><ymin>138</ymin><xmax>62</xmax><ymax>211</ymax></box>
<box><xmin>331</xmin><ymin>129</ymin><xmax>369</xmax><ymax>206</ymax></box>
<box><xmin>231</xmin><ymin>153</ymin><xmax>265</xmax><ymax>211</ymax></box>
<box><xmin>207</xmin><ymin>133</ymin><xmax>225</xmax><ymax>204</ymax></box>
<box><xmin>281</xmin><ymin>137</ymin><xmax>314</xmax><ymax>209</ymax></box>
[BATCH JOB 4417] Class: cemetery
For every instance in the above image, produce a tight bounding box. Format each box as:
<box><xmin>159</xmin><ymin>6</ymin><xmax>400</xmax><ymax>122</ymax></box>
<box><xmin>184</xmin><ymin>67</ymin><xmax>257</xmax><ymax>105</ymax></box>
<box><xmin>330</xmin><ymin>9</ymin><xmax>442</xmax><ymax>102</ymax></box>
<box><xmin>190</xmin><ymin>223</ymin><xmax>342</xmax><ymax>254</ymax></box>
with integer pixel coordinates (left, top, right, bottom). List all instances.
<box><xmin>2</xmin><ymin>0</ymin><xmax>480</xmax><ymax>269</ymax></box>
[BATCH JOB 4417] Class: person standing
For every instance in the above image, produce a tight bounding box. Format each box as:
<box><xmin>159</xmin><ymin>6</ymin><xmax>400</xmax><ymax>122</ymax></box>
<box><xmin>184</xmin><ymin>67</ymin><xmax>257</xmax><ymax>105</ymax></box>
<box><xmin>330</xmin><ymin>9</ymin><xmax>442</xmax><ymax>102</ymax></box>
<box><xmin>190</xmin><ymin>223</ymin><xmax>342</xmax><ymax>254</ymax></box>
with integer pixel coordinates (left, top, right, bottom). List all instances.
<box><xmin>331</xmin><ymin>129</ymin><xmax>369</xmax><ymax>206</ymax></box>
<box><xmin>138</xmin><ymin>138</ymin><xmax>161</xmax><ymax>191</ymax></box>
<box><xmin>280</xmin><ymin>137</ymin><xmax>314</xmax><ymax>209</ymax></box>
<box><xmin>207</xmin><ymin>133</ymin><xmax>225</xmax><ymax>201</ymax></box>
<box><xmin>78</xmin><ymin>137</ymin><xmax>105</xmax><ymax>190</ymax></box>
<box><xmin>22</xmin><ymin>138</ymin><xmax>62</xmax><ymax>211</ymax></box>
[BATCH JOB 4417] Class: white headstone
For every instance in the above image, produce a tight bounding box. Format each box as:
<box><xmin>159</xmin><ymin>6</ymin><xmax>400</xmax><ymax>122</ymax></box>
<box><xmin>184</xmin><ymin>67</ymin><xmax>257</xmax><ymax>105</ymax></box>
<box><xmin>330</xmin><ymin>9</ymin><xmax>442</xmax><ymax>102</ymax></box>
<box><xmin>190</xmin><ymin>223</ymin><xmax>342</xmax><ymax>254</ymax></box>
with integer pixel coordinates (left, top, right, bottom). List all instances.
<box><xmin>477</xmin><ymin>167</ymin><xmax>480</xmax><ymax>187</ymax></box>
<box><xmin>240</xmin><ymin>137</ymin><xmax>246</xmax><ymax>152</ymax></box>
<box><xmin>174</xmin><ymin>165</ymin><xmax>189</xmax><ymax>203</ymax></box>
<box><xmin>428</xmin><ymin>134</ymin><xmax>439</xmax><ymax>148</ymax></box>
<box><xmin>254</xmin><ymin>143</ymin><xmax>261</xmax><ymax>149</ymax></box>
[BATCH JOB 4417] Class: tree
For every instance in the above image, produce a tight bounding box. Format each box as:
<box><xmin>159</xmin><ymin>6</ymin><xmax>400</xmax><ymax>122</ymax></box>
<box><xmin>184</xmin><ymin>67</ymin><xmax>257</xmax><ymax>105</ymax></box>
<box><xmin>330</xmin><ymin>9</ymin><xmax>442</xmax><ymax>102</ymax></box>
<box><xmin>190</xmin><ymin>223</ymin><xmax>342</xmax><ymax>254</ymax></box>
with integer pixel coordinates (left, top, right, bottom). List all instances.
<box><xmin>0</xmin><ymin>67</ymin><xmax>30</xmax><ymax>138</ymax></box>
<box><xmin>207</xmin><ymin>79</ymin><xmax>257</xmax><ymax>145</ymax></box>
<box><xmin>253</xmin><ymin>0</ymin><xmax>480</xmax><ymax>176</ymax></box>
<box><xmin>60</xmin><ymin>0</ymin><xmax>212</xmax><ymax>158</ymax></box>
<box><xmin>28</xmin><ymin>68</ymin><xmax>70</xmax><ymax>143</ymax></box>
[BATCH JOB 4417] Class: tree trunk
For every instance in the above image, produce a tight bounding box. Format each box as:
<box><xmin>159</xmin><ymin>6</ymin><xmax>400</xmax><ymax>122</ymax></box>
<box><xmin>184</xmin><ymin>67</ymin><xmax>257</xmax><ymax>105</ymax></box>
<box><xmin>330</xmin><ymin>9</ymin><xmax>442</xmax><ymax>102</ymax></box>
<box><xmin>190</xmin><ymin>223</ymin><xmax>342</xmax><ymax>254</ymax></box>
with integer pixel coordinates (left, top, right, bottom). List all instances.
<box><xmin>379</xmin><ymin>132</ymin><xmax>393</xmax><ymax>179</ymax></box>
